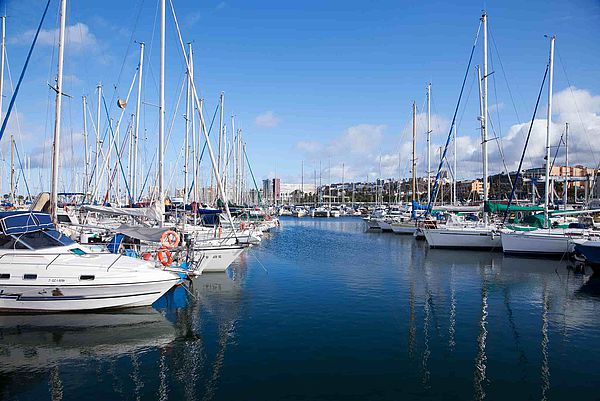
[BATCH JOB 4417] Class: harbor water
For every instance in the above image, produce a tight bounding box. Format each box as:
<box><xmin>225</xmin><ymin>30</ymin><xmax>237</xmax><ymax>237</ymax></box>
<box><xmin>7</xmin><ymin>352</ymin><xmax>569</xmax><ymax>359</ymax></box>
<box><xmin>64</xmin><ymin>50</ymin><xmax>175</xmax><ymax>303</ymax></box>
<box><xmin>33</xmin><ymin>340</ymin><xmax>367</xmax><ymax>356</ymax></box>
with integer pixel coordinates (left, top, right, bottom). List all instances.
<box><xmin>2</xmin><ymin>216</ymin><xmax>600</xmax><ymax>400</ymax></box>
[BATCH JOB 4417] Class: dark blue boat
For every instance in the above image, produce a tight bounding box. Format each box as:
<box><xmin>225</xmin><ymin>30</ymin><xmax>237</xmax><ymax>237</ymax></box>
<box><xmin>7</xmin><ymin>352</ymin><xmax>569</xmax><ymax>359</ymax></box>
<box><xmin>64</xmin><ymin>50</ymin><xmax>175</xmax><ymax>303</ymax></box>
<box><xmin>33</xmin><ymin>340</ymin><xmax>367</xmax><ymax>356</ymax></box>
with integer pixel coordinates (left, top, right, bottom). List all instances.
<box><xmin>574</xmin><ymin>240</ymin><xmax>600</xmax><ymax>272</ymax></box>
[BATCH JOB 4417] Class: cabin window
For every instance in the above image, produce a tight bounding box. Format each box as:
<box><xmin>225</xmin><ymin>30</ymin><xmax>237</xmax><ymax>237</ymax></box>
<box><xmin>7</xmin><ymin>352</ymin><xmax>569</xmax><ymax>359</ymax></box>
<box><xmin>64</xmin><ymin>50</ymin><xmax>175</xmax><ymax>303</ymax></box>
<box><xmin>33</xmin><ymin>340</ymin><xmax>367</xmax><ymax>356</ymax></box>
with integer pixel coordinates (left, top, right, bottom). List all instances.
<box><xmin>57</xmin><ymin>215</ymin><xmax>72</xmax><ymax>224</ymax></box>
<box><xmin>23</xmin><ymin>274</ymin><xmax>37</xmax><ymax>280</ymax></box>
<box><xmin>79</xmin><ymin>275</ymin><xmax>95</xmax><ymax>281</ymax></box>
<box><xmin>0</xmin><ymin>273</ymin><xmax>9</xmax><ymax>279</ymax></box>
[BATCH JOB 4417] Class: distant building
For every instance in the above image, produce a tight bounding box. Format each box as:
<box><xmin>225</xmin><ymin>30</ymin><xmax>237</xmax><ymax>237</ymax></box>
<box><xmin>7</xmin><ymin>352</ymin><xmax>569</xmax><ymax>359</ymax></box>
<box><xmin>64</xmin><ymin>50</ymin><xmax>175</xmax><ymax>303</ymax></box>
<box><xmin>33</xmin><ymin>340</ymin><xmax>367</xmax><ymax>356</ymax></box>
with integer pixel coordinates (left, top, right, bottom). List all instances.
<box><xmin>262</xmin><ymin>179</ymin><xmax>273</xmax><ymax>203</ymax></box>
<box><xmin>273</xmin><ymin>178</ymin><xmax>281</xmax><ymax>204</ymax></box>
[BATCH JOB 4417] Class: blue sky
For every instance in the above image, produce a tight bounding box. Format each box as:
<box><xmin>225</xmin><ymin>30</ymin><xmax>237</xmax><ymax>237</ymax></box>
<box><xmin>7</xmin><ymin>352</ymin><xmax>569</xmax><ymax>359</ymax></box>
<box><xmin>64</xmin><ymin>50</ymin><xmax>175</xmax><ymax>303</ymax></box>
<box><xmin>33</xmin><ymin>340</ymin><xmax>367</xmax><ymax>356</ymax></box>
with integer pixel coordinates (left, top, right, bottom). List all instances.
<box><xmin>1</xmin><ymin>0</ymin><xmax>599</xmax><ymax>196</ymax></box>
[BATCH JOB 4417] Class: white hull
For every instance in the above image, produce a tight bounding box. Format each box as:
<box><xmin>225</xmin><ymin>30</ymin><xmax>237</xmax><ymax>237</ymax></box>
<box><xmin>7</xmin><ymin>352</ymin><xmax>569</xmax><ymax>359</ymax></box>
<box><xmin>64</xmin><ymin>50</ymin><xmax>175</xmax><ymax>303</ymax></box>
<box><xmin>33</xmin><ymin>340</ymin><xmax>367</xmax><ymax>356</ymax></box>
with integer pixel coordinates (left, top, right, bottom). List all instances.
<box><xmin>192</xmin><ymin>245</ymin><xmax>245</xmax><ymax>273</ymax></box>
<box><xmin>500</xmin><ymin>228</ymin><xmax>586</xmax><ymax>257</ymax></box>
<box><xmin>0</xmin><ymin>276</ymin><xmax>178</xmax><ymax>312</ymax></box>
<box><xmin>423</xmin><ymin>226</ymin><xmax>501</xmax><ymax>250</ymax></box>
<box><xmin>364</xmin><ymin>219</ymin><xmax>380</xmax><ymax>230</ymax></box>
<box><xmin>391</xmin><ymin>223</ymin><xmax>417</xmax><ymax>235</ymax></box>
<box><xmin>378</xmin><ymin>220</ymin><xmax>393</xmax><ymax>231</ymax></box>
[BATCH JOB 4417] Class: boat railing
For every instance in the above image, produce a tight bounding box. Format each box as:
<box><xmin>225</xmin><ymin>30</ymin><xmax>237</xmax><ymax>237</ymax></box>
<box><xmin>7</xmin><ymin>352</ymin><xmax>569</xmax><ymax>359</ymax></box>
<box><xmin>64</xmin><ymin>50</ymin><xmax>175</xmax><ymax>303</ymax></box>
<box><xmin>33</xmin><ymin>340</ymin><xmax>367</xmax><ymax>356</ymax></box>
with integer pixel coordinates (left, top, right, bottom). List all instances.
<box><xmin>0</xmin><ymin>251</ymin><xmax>124</xmax><ymax>271</ymax></box>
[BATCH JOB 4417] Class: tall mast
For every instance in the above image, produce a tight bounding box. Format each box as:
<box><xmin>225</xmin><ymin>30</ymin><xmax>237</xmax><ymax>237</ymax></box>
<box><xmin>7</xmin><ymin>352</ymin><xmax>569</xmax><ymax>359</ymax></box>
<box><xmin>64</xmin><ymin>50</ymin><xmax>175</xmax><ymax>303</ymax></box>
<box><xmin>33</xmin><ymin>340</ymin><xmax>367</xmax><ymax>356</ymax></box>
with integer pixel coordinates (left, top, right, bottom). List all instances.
<box><xmin>564</xmin><ymin>122</ymin><xmax>568</xmax><ymax>210</ymax></box>
<box><xmin>301</xmin><ymin>160</ymin><xmax>304</xmax><ymax>203</ymax></box>
<box><xmin>426</xmin><ymin>82</ymin><xmax>431</xmax><ymax>204</ymax></box>
<box><xmin>183</xmin><ymin>40</ymin><xmax>191</xmax><ymax>220</ymax></box>
<box><xmin>0</xmin><ymin>16</ymin><xmax>5</xmax><ymax>126</ymax></box>
<box><xmin>544</xmin><ymin>36</ymin><xmax>555</xmax><ymax>228</ymax></box>
<box><xmin>188</xmin><ymin>43</ymin><xmax>197</xmax><ymax>205</ymax></box>
<box><xmin>10</xmin><ymin>134</ymin><xmax>14</xmax><ymax>204</ymax></box>
<box><xmin>412</xmin><ymin>101</ymin><xmax>417</xmax><ymax>203</ymax></box>
<box><xmin>158</xmin><ymin>0</ymin><xmax>165</xmax><ymax>225</ymax></box>
<box><xmin>341</xmin><ymin>162</ymin><xmax>345</xmax><ymax>204</ymax></box>
<box><xmin>82</xmin><ymin>96</ymin><xmax>89</xmax><ymax>196</ymax></box>
<box><xmin>217</xmin><ymin>91</ymin><xmax>224</xmax><ymax>201</ymax></box>
<box><xmin>481</xmin><ymin>12</ymin><xmax>489</xmax><ymax>222</ymax></box>
<box><xmin>230</xmin><ymin>114</ymin><xmax>236</xmax><ymax>203</ymax></box>
<box><xmin>50</xmin><ymin>0</ymin><xmax>67</xmax><ymax>223</ymax></box>
<box><xmin>95</xmin><ymin>83</ymin><xmax>101</xmax><ymax>202</ymax></box>
<box><xmin>133</xmin><ymin>42</ymin><xmax>144</xmax><ymax>203</ymax></box>
<box><xmin>328</xmin><ymin>159</ymin><xmax>331</xmax><ymax>207</ymax></box>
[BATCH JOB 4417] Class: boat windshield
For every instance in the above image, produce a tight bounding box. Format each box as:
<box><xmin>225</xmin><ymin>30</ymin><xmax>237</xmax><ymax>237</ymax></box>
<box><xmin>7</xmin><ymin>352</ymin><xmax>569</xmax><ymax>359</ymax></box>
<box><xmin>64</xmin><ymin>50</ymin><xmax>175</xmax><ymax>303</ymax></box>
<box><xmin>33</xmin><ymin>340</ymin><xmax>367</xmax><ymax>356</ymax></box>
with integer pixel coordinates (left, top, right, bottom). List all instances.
<box><xmin>12</xmin><ymin>229</ymin><xmax>76</xmax><ymax>250</ymax></box>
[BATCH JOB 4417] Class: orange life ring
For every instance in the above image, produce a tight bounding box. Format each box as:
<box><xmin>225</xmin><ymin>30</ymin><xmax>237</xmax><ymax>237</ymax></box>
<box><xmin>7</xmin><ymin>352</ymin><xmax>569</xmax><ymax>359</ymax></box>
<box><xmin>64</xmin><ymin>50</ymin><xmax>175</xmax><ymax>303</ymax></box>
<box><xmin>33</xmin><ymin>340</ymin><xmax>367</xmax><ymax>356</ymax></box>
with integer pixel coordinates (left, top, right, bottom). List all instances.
<box><xmin>218</xmin><ymin>227</ymin><xmax>222</xmax><ymax>238</ymax></box>
<box><xmin>160</xmin><ymin>230</ymin><xmax>180</xmax><ymax>248</ymax></box>
<box><xmin>156</xmin><ymin>247</ymin><xmax>172</xmax><ymax>266</ymax></box>
<box><xmin>141</xmin><ymin>252</ymin><xmax>152</xmax><ymax>261</ymax></box>
<box><xmin>240</xmin><ymin>221</ymin><xmax>245</xmax><ymax>230</ymax></box>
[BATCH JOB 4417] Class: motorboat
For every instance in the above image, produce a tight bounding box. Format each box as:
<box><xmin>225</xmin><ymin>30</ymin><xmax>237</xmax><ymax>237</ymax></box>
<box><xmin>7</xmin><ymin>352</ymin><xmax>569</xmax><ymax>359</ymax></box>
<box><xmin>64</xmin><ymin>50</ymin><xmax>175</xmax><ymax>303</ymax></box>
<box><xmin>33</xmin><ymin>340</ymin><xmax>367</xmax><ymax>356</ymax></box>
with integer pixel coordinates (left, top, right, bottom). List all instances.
<box><xmin>0</xmin><ymin>211</ymin><xmax>180</xmax><ymax>312</ymax></box>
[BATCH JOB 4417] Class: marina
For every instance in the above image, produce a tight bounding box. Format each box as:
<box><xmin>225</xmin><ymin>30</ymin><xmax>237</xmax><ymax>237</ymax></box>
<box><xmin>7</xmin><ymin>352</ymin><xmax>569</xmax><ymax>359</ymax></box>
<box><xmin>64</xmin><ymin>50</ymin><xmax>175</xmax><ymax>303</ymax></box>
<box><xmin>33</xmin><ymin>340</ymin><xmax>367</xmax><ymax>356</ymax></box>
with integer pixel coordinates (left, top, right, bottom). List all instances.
<box><xmin>2</xmin><ymin>217</ymin><xmax>600</xmax><ymax>400</ymax></box>
<box><xmin>0</xmin><ymin>0</ymin><xmax>598</xmax><ymax>399</ymax></box>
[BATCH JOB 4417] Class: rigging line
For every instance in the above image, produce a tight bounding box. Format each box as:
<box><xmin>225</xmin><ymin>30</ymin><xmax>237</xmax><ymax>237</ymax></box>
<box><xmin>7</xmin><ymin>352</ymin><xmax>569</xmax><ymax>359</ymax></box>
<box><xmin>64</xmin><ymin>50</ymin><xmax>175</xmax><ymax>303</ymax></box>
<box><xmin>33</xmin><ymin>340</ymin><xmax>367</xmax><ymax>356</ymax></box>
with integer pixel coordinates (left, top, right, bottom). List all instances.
<box><xmin>502</xmin><ymin>65</ymin><xmax>549</xmax><ymax>224</ymax></box>
<box><xmin>13</xmin><ymin>141</ymin><xmax>31</xmax><ymax>198</ymax></box>
<box><xmin>487</xmin><ymin>115</ymin><xmax>513</xmax><ymax>187</ymax></box>
<box><xmin>104</xmin><ymin>118</ymin><xmax>133</xmax><ymax>204</ymax></box>
<box><xmin>148</xmin><ymin>71</ymin><xmax>186</xmax><ymax>194</ymax></box>
<box><xmin>548</xmin><ymin>127</ymin><xmax>566</xmax><ymax>173</ymax></box>
<box><xmin>556</xmin><ymin>50</ymin><xmax>598</xmax><ymax>165</ymax></box>
<box><xmin>100</xmin><ymin>96</ymin><xmax>134</xmax><ymax>205</ymax></box>
<box><xmin>187</xmin><ymin>102</ymin><xmax>220</xmax><ymax>195</ymax></box>
<box><xmin>0</xmin><ymin>0</ymin><xmax>51</xmax><ymax>144</ymax></box>
<box><xmin>243</xmin><ymin>143</ymin><xmax>262</xmax><ymax>205</ymax></box>
<box><xmin>426</xmin><ymin>19</ymin><xmax>481</xmax><ymax>216</ymax></box>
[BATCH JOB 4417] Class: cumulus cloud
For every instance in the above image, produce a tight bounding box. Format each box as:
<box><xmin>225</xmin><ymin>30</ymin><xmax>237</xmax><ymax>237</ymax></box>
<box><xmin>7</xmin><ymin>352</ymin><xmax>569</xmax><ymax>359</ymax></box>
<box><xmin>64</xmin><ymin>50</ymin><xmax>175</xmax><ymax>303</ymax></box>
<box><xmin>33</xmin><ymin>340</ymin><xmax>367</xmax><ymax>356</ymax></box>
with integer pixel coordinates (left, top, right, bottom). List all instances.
<box><xmin>11</xmin><ymin>22</ymin><xmax>97</xmax><ymax>52</ymax></box>
<box><xmin>255</xmin><ymin>111</ymin><xmax>280</xmax><ymax>128</ymax></box>
<box><xmin>450</xmin><ymin>86</ymin><xmax>600</xmax><ymax>179</ymax></box>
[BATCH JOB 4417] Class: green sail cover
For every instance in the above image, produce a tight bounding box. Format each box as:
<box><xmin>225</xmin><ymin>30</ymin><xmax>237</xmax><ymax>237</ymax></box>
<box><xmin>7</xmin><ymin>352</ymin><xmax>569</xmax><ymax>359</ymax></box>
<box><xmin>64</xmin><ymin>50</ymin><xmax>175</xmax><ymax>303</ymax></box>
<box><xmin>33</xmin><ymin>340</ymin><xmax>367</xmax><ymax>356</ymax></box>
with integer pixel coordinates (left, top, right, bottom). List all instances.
<box><xmin>484</xmin><ymin>201</ymin><xmax>544</xmax><ymax>213</ymax></box>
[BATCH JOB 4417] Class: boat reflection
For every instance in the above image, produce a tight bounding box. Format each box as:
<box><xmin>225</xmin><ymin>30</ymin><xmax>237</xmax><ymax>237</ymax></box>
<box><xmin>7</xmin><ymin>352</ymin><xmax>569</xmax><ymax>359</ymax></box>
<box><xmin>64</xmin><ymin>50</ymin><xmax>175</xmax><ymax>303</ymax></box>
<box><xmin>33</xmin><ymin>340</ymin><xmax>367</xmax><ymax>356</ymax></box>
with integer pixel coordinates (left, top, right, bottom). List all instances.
<box><xmin>0</xmin><ymin>308</ymin><xmax>177</xmax><ymax>373</ymax></box>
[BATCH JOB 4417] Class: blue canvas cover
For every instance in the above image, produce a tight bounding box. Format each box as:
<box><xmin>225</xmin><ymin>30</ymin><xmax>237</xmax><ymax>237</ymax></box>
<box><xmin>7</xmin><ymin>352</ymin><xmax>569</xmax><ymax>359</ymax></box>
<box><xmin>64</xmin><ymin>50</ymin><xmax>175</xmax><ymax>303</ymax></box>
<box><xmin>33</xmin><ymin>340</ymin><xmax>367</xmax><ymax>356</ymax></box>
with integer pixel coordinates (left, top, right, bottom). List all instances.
<box><xmin>0</xmin><ymin>212</ymin><xmax>55</xmax><ymax>235</ymax></box>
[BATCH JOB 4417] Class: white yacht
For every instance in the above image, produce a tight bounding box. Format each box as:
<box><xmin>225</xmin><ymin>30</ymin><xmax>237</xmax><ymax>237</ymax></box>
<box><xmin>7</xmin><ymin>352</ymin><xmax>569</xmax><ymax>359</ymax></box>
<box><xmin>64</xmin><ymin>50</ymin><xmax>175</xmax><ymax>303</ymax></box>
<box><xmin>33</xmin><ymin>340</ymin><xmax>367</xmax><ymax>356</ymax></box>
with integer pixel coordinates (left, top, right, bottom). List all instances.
<box><xmin>0</xmin><ymin>211</ymin><xmax>180</xmax><ymax>312</ymax></box>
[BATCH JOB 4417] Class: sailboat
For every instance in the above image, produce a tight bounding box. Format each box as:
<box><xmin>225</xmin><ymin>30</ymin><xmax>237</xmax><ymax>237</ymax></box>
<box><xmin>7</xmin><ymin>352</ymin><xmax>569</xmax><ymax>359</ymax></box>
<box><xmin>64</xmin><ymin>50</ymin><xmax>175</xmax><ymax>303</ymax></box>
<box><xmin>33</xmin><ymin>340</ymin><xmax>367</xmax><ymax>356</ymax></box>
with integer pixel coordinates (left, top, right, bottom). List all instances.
<box><xmin>499</xmin><ymin>36</ymin><xmax>590</xmax><ymax>257</ymax></box>
<box><xmin>423</xmin><ymin>12</ymin><xmax>501</xmax><ymax>250</ymax></box>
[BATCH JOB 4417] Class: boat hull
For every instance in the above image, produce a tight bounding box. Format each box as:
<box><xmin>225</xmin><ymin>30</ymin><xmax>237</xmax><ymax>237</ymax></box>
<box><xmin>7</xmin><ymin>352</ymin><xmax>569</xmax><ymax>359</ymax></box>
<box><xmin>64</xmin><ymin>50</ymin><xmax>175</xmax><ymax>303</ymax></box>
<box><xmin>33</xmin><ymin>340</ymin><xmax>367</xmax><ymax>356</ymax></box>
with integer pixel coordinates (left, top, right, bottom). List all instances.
<box><xmin>423</xmin><ymin>227</ymin><xmax>501</xmax><ymax>250</ymax></box>
<box><xmin>193</xmin><ymin>245</ymin><xmax>245</xmax><ymax>273</ymax></box>
<box><xmin>0</xmin><ymin>278</ymin><xmax>178</xmax><ymax>312</ymax></box>
<box><xmin>501</xmin><ymin>229</ymin><xmax>583</xmax><ymax>257</ymax></box>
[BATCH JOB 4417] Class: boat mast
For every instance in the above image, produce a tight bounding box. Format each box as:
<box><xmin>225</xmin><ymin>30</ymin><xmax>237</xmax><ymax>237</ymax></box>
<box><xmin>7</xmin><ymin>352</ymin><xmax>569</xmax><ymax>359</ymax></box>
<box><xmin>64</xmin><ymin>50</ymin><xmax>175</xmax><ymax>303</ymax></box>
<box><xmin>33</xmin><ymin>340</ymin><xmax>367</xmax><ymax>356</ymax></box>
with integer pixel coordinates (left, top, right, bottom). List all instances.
<box><xmin>301</xmin><ymin>160</ymin><xmax>304</xmax><ymax>203</ymax></box>
<box><xmin>183</xmin><ymin>40</ymin><xmax>191</xmax><ymax>227</ymax></box>
<box><xmin>158</xmin><ymin>0</ymin><xmax>165</xmax><ymax>225</ymax></box>
<box><xmin>412</xmin><ymin>101</ymin><xmax>416</xmax><ymax>204</ymax></box>
<box><xmin>427</xmin><ymin>82</ymin><xmax>431</xmax><ymax>204</ymax></box>
<box><xmin>50</xmin><ymin>0</ymin><xmax>67</xmax><ymax>223</ymax></box>
<box><xmin>482</xmin><ymin>12</ymin><xmax>489</xmax><ymax>223</ymax></box>
<box><xmin>95</xmin><ymin>83</ymin><xmax>101</xmax><ymax>202</ymax></box>
<box><xmin>217</xmin><ymin>91</ymin><xmax>224</xmax><ymax>202</ymax></box>
<box><xmin>133</xmin><ymin>42</ymin><xmax>144</xmax><ymax>204</ymax></box>
<box><xmin>10</xmin><ymin>133</ymin><xmax>14</xmax><ymax>204</ymax></box>
<box><xmin>0</xmin><ymin>16</ymin><xmax>3</xmax><ymax>197</ymax></box>
<box><xmin>544</xmin><ymin>35</ymin><xmax>555</xmax><ymax>228</ymax></box>
<box><xmin>82</xmin><ymin>96</ymin><xmax>89</xmax><ymax>196</ymax></box>
<box><xmin>564</xmin><ymin>122</ymin><xmax>568</xmax><ymax>210</ymax></box>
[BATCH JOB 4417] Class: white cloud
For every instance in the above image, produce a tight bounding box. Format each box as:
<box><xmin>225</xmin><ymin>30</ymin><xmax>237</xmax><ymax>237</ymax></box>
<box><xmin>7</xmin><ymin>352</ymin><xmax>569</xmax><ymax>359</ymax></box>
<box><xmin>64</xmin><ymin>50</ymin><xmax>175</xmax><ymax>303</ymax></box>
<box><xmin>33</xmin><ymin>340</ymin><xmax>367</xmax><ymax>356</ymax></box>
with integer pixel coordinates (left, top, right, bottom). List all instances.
<box><xmin>448</xmin><ymin>86</ymin><xmax>600</xmax><ymax>179</ymax></box>
<box><xmin>11</xmin><ymin>22</ymin><xmax>97</xmax><ymax>53</ymax></box>
<box><xmin>255</xmin><ymin>111</ymin><xmax>280</xmax><ymax>128</ymax></box>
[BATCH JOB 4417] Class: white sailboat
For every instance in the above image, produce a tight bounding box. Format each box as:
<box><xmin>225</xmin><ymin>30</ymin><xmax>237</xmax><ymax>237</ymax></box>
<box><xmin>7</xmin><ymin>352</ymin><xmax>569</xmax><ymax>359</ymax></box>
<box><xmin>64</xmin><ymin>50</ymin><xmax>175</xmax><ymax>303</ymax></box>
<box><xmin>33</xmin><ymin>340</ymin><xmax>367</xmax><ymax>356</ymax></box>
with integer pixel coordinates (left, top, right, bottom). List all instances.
<box><xmin>499</xmin><ymin>35</ymin><xmax>584</xmax><ymax>257</ymax></box>
<box><xmin>423</xmin><ymin>12</ymin><xmax>501</xmax><ymax>250</ymax></box>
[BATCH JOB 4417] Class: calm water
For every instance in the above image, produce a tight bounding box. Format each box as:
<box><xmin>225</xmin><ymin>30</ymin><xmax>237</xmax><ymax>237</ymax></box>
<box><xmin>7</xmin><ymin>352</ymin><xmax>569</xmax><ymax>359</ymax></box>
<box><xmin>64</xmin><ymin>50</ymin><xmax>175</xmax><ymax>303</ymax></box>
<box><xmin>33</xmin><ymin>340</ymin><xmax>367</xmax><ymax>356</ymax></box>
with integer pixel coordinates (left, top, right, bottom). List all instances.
<box><xmin>2</xmin><ymin>217</ymin><xmax>600</xmax><ymax>401</ymax></box>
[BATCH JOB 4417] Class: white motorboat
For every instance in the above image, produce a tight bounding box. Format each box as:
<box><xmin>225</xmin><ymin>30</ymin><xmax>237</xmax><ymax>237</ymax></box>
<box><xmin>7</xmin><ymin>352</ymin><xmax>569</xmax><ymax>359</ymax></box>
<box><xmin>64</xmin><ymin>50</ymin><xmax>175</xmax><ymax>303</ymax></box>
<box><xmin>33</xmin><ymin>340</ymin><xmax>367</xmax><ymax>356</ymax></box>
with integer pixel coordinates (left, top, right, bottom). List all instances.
<box><xmin>313</xmin><ymin>207</ymin><xmax>329</xmax><ymax>218</ymax></box>
<box><xmin>0</xmin><ymin>211</ymin><xmax>180</xmax><ymax>312</ymax></box>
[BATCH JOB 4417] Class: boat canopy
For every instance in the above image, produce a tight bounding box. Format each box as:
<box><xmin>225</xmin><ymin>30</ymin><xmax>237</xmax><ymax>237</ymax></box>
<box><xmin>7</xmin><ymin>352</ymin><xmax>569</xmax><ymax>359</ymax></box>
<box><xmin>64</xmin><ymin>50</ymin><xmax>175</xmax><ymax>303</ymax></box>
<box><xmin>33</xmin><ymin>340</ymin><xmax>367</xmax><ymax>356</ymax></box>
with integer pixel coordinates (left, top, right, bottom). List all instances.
<box><xmin>114</xmin><ymin>225</ymin><xmax>168</xmax><ymax>243</ymax></box>
<box><xmin>0</xmin><ymin>211</ymin><xmax>54</xmax><ymax>235</ymax></box>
